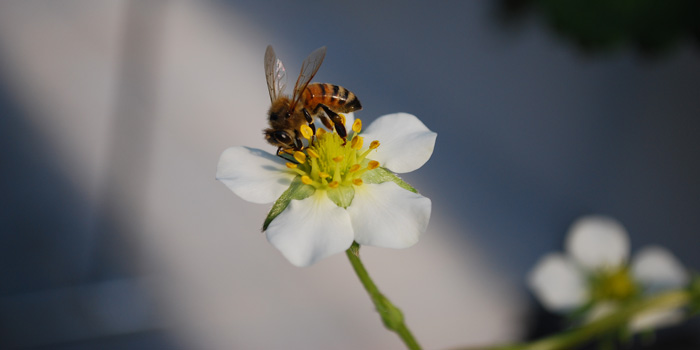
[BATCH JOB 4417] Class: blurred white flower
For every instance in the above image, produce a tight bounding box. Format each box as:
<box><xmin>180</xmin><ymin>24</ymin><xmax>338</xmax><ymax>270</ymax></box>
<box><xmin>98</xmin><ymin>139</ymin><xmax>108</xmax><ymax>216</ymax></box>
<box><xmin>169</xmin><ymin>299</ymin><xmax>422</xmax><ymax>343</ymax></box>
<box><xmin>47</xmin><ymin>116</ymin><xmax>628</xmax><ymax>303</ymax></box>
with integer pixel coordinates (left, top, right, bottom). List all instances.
<box><xmin>217</xmin><ymin>113</ymin><xmax>436</xmax><ymax>267</ymax></box>
<box><xmin>528</xmin><ymin>215</ymin><xmax>688</xmax><ymax>331</ymax></box>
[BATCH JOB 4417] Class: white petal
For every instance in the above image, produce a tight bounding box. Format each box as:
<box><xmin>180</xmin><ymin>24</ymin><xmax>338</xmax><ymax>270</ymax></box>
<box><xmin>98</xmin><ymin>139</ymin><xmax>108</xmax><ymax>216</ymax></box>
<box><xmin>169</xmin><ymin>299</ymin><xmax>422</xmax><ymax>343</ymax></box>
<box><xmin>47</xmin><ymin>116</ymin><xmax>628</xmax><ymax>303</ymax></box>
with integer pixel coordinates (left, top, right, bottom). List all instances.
<box><xmin>565</xmin><ymin>215</ymin><xmax>630</xmax><ymax>270</ymax></box>
<box><xmin>361</xmin><ymin>113</ymin><xmax>437</xmax><ymax>173</ymax></box>
<box><xmin>631</xmin><ymin>246</ymin><xmax>688</xmax><ymax>290</ymax></box>
<box><xmin>265</xmin><ymin>192</ymin><xmax>354</xmax><ymax>267</ymax></box>
<box><xmin>343</xmin><ymin>112</ymin><xmax>355</xmax><ymax>131</ymax></box>
<box><xmin>527</xmin><ymin>253</ymin><xmax>587</xmax><ymax>312</ymax></box>
<box><xmin>216</xmin><ymin>146</ymin><xmax>295</xmax><ymax>204</ymax></box>
<box><xmin>630</xmin><ymin>308</ymin><xmax>684</xmax><ymax>332</ymax></box>
<box><xmin>347</xmin><ymin>182</ymin><xmax>431</xmax><ymax>249</ymax></box>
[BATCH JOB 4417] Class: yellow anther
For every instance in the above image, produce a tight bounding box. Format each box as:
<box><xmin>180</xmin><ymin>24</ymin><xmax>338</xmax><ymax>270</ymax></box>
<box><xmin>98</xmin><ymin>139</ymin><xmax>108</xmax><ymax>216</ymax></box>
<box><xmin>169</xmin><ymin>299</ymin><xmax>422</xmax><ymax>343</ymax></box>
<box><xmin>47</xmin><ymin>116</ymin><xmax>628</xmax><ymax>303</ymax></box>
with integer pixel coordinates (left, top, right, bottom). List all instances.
<box><xmin>300</xmin><ymin>125</ymin><xmax>314</xmax><ymax>140</ymax></box>
<box><xmin>316</xmin><ymin>128</ymin><xmax>326</xmax><ymax>137</ymax></box>
<box><xmin>333</xmin><ymin>155</ymin><xmax>344</xmax><ymax>163</ymax></box>
<box><xmin>348</xmin><ymin>164</ymin><xmax>361</xmax><ymax>173</ymax></box>
<box><xmin>285</xmin><ymin>162</ymin><xmax>297</xmax><ymax>169</ymax></box>
<box><xmin>352</xmin><ymin>178</ymin><xmax>363</xmax><ymax>186</ymax></box>
<box><xmin>301</xmin><ymin>175</ymin><xmax>313</xmax><ymax>185</ymax></box>
<box><xmin>306</xmin><ymin>148</ymin><xmax>320</xmax><ymax>158</ymax></box>
<box><xmin>293</xmin><ymin>151</ymin><xmax>307</xmax><ymax>164</ymax></box>
<box><xmin>369</xmin><ymin>140</ymin><xmax>380</xmax><ymax>149</ymax></box>
<box><xmin>339</xmin><ymin>114</ymin><xmax>346</xmax><ymax>127</ymax></box>
<box><xmin>328</xmin><ymin>181</ymin><xmax>339</xmax><ymax>189</ymax></box>
<box><xmin>318</xmin><ymin>171</ymin><xmax>331</xmax><ymax>179</ymax></box>
<box><xmin>351</xmin><ymin>135</ymin><xmax>364</xmax><ymax>150</ymax></box>
<box><xmin>352</xmin><ymin>119</ymin><xmax>362</xmax><ymax>133</ymax></box>
<box><xmin>367</xmin><ymin>160</ymin><xmax>379</xmax><ymax>170</ymax></box>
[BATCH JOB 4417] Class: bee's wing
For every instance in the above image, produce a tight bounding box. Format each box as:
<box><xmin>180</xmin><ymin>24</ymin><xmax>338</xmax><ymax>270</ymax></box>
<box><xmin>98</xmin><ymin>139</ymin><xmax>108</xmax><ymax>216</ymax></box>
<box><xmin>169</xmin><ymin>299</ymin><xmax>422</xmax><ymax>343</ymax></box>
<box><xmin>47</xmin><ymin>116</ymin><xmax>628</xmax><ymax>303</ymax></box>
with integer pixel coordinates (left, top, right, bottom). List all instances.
<box><xmin>264</xmin><ymin>45</ymin><xmax>287</xmax><ymax>102</ymax></box>
<box><xmin>290</xmin><ymin>46</ymin><xmax>326</xmax><ymax>108</ymax></box>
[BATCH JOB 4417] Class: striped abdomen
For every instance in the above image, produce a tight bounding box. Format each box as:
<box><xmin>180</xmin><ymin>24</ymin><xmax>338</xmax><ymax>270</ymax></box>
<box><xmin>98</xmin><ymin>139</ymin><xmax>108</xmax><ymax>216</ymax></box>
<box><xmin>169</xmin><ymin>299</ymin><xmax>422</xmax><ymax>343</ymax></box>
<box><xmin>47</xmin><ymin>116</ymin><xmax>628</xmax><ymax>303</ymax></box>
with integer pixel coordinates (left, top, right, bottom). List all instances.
<box><xmin>302</xmin><ymin>83</ymin><xmax>362</xmax><ymax>113</ymax></box>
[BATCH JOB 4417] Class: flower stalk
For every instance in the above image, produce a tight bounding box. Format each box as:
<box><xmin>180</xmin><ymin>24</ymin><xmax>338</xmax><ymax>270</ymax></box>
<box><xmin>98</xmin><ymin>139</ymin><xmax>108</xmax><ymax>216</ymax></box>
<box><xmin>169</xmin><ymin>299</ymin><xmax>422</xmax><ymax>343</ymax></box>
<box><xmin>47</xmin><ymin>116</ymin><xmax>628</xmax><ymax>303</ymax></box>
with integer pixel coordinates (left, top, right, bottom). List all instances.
<box><xmin>458</xmin><ymin>289</ymin><xmax>692</xmax><ymax>350</ymax></box>
<box><xmin>346</xmin><ymin>242</ymin><xmax>422</xmax><ymax>350</ymax></box>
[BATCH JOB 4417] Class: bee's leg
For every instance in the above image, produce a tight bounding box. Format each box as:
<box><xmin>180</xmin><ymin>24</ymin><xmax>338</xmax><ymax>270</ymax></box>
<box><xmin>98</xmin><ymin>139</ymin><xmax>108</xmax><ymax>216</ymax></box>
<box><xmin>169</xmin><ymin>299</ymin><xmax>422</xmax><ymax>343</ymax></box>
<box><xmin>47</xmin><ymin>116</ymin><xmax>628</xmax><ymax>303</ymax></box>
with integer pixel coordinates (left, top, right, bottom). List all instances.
<box><xmin>288</xmin><ymin>130</ymin><xmax>304</xmax><ymax>151</ymax></box>
<box><xmin>302</xmin><ymin>108</ymin><xmax>317</xmax><ymax>140</ymax></box>
<box><xmin>318</xmin><ymin>114</ymin><xmax>334</xmax><ymax>130</ymax></box>
<box><xmin>276</xmin><ymin>148</ymin><xmax>298</xmax><ymax>163</ymax></box>
<box><xmin>313</xmin><ymin>106</ymin><xmax>335</xmax><ymax>130</ymax></box>
<box><xmin>318</xmin><ymin>104</ymin><xmax>347</xmax><ymax>140</ymax></box>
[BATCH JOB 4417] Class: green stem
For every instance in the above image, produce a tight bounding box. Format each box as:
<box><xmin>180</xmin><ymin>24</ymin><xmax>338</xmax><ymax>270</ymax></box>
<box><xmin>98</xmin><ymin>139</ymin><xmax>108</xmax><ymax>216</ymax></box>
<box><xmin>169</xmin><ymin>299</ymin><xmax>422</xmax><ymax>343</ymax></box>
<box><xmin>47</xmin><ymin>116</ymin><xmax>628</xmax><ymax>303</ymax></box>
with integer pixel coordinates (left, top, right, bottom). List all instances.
<box><xmin>345</xmin><ymin>242</ymin><xmax>422</xmax><ymax>350</ymax></box>
<box><xmin>461</xmin><ymin>290</ymin><xmax>691</xmax><ymax>350</ymax></box>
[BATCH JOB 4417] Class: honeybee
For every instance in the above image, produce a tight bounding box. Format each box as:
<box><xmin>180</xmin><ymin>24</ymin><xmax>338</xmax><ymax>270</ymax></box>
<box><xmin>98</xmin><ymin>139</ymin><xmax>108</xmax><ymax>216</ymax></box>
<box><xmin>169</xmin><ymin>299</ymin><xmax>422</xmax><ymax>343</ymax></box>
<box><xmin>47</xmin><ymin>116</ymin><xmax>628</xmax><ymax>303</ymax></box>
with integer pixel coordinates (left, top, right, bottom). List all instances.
<box><xmin>263</xmin><ymin>45</ymin><xmax>362</xmax><ymax>154</ymax></box>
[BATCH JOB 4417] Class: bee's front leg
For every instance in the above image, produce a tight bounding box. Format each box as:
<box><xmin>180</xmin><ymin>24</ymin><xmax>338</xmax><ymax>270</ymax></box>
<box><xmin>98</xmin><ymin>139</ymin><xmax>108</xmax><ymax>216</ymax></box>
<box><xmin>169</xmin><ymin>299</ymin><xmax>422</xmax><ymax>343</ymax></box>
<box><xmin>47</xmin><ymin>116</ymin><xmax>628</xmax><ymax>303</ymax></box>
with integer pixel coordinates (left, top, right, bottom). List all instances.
<box><xmin>276</xmin><ymin>147</ymin><xmax>299</xmax><ymax>163</ymax></box>
<box><xmin>292</xmin><ymin>129</ymin><xmax>305</xmax><ymax>150</ymax></box>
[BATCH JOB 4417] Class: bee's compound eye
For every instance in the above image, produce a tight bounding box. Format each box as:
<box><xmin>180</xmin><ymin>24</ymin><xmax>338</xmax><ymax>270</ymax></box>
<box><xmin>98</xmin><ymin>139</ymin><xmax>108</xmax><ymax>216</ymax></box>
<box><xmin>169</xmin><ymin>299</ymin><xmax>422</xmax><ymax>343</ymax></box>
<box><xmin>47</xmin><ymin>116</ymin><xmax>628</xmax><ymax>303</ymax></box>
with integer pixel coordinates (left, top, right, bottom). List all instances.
<box><xmin>273</xmin><ymin>131</ymin><xmax>293</xmax><ymax>145</ymax></box>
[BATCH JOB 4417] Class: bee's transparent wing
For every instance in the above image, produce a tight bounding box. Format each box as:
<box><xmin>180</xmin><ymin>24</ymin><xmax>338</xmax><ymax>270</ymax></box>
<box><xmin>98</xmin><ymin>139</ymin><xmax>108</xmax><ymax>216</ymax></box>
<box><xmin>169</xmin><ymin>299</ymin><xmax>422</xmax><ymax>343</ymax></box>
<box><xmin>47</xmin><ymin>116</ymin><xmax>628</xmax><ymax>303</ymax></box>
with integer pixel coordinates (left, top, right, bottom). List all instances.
<box><xmin>264</xmin><ymin>45</ymin><xmax>287</xmax><ymax>102</ymax></box>
<box><xmin>290</xmin><ymin>46</ymin><xmax>326</xmax><ymax>108</ymax></box>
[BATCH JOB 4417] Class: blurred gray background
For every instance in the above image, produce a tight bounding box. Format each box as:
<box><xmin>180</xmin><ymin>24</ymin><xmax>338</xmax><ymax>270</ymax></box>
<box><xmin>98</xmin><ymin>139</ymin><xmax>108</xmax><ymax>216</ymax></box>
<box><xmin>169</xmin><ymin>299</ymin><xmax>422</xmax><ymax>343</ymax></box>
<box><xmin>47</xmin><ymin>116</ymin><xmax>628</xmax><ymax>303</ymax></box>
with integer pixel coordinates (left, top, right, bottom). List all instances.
<box><xmin>1</xmin><ymin>1</ymin><xmax>699</xmax><ymax>349</ymax></box>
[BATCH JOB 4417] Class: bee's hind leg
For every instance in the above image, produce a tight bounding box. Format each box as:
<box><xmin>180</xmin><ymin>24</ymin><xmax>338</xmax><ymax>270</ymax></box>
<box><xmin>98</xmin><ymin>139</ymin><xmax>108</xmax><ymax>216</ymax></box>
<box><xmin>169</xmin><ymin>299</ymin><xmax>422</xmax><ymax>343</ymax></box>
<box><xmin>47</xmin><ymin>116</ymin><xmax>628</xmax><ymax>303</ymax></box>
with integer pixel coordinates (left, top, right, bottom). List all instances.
<box><xmin>318</xmin><ymin>104</ymin><xmax>347</xmax><ymax>140</ymax></box>
<box><xmin>318</xmin><ymin>113</ymin><xmax>334</xmax><ymax>130</ymax></box>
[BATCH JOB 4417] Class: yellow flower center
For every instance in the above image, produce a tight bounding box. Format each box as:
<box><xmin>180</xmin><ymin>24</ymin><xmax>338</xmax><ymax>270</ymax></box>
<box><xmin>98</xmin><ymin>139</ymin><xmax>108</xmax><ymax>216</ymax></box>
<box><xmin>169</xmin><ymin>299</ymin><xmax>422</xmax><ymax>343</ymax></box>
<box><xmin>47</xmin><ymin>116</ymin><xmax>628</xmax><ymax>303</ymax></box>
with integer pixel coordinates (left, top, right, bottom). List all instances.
<box><xmin>589</xmin><ymin>266</ymin><xmax>639</xmax><ymax>302</ymax></box>
<box><xmin>285</xmin><ymin>117</ymin><xmax>380</xmax><ymax>192</ymax></box>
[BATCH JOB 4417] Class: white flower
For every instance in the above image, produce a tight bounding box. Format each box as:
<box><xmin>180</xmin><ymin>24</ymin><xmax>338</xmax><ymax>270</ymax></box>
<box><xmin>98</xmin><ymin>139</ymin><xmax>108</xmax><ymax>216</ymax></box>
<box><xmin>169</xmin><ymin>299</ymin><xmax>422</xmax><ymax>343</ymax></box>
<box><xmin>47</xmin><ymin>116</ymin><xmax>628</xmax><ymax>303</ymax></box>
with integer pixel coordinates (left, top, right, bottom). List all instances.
<box><xmin>217</xmin><ymin>113</ymin><xmax>436</xmax><ymax>267</ymax></box>
<box><xmin>528</xmin><ymin>215</ymin><xmax>688</xmax><ymax>331</ymax></box>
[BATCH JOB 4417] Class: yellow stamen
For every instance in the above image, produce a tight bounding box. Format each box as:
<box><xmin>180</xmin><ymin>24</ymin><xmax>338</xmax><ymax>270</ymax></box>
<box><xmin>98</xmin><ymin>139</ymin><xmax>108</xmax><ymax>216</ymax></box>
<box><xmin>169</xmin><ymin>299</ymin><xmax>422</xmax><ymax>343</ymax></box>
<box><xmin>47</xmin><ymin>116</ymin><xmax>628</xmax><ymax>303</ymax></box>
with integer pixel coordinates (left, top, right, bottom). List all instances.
<box><xmin>369</xmin><ymin>140</ymin><xmax>380</xmax><ymax>149</ymax></box>
<box><xmin>351</xmin><ymin>136</ymin><xmax>364</xmax><ymax>150</ymax></box>
<box><xmin>292</xmin><ymin>127</ymin><xmax>385</xmax><ymax>193</ymax></box>
<box><xmin>352</xmin><ymin>119</ymin><xmax>362</xmax><ymax>133</ymax></box>
<box><xmin>300</xmin><ymin>125</ymin><xmax>313</xmax><ymax>140</ymax></box>
<box><xmin>339</xmin><ymin>114</ymin><xmax>346</xmax><ymax>127</ymax></box>
<box><xmin>306</xmin><ymin>148</ymin><xmax>320</xmax><ymax>158</ymax></box>
<box><xmin>293</xmin><ymin>151</ymin><xmax>307</xmax><ymax>164</ymax></box>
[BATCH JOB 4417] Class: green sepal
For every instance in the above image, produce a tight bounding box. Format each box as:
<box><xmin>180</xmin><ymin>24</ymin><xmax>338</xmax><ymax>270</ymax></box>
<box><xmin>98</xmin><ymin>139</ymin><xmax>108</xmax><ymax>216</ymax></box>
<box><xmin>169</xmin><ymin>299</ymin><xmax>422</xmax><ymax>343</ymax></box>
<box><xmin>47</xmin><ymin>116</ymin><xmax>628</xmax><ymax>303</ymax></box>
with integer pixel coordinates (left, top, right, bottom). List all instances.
<box><xmin>262</xmin><ymin>176</ymin><xmax>315</xmax><ymax>231</ymax></box>
<box><xmin>362</xmin><ymin>167</ymin><xmax>418</xmax><ymax>193</ymax></box>
<box><xmin>327</xmin><ymin>185</ymin><xmax>355</xmax><ymax>208</ymax></box>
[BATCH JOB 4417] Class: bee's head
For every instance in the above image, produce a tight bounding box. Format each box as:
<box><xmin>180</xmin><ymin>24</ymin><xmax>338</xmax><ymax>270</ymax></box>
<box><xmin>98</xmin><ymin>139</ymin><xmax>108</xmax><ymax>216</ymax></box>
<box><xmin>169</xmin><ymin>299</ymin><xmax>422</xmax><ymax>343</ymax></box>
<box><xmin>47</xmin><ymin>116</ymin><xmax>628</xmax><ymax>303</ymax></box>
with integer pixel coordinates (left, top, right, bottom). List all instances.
<box><xmin>264</xmin><ymin>128</ymin><xmax>295</xmax><ymax>148</ymax></box>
